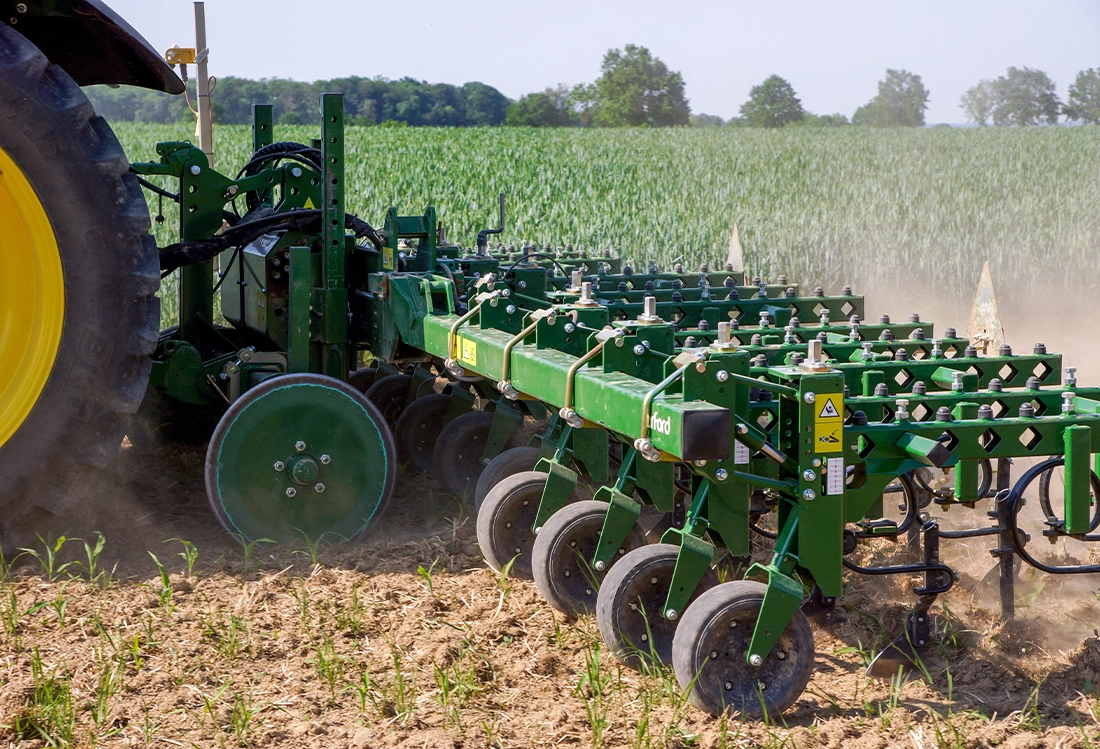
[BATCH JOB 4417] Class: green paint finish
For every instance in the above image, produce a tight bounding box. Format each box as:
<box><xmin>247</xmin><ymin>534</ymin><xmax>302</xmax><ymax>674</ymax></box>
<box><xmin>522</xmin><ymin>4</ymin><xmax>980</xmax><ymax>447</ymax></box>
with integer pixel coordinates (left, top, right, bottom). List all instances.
<box><xmin>660</xmin><ymin>528</ymin><xmax>715</xmax><ymax>618</ymax></box>
<box><xmin>421</xmin><ymin>315</ymin><xmax>730</xmax><ymax>460</ymax></box>
<box><xmin>209</xmin><ymin>380</ymin><xmax>393</xmax><ymax>543</ymax></box>
<box><xmin>533</xmin><ymin>457</ymin><xmax>579</xmax><ymax>530</ymax></box>
<box><xmin>746</xmin><ymin>566</ymin><xmax>806</xmax><ymax>663</ymax></box>
<box><xmin>1064</xmin><ymin>425</ymin><xmax>1093</xmax><ymax>535</ymax></box>
<box><xmin>592</xmin><ymin>486</ymin><xmax>642</xmax><ymax>566</ymax></box>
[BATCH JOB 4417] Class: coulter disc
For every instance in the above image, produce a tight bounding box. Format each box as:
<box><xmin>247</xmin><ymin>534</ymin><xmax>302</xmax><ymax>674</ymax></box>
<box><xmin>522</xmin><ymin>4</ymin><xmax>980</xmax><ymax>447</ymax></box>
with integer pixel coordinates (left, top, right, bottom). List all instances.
<box><xmin>205</xmin><ymin>374</ymin><xmax>397</xmax><ymax>544</ymax></box>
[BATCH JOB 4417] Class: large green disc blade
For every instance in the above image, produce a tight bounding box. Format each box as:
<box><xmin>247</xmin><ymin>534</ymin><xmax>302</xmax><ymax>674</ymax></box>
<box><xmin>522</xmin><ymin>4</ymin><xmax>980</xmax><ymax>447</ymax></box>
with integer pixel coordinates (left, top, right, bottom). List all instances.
<box><xmin>205</xmin><ymin>374</ymin><xmax>397</xmax><ymax>544</ymax></box>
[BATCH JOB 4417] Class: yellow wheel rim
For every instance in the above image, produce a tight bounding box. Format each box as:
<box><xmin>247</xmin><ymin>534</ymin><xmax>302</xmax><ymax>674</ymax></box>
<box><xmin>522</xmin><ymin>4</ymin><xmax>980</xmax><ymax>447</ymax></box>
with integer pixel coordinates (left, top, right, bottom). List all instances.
<box><xmin>0</xmin><ymin>145</ymin><xmax>64</xmax><ymax>449</ymax></box>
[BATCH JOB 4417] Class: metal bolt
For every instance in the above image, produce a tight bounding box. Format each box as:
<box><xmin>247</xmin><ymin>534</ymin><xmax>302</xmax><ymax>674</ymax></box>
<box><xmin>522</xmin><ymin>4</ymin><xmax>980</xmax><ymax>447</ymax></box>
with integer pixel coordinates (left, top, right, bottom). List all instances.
<box><xmin>711</xmin><ymin>650</ymin><xmax>719</xmax><ymax>659</ymax></box>
<box><xmin>776</xmin><ymin>651</ymin><xmax>787</xmax><ymax>660</ymax></box>
<box><xmin>320</xmin><ymin>454</ymin><xmax>331</xmax><ymax>465</ymax></box>
<box><xmin>803</xmin><ymin>469</ymin><xmax>817</xmax><ymax>482</ymax></box>
<box><xmin>286</xmin><ymin>487</ymin><xmax>297</xmax><ymax>498</ymax></box>
<box><xmin>314</xmin><ymin>483</ymin><xmax>325</xmax><ymax>493</ymax></box>
<box><xmin>594</xmin><ymin>560</ymin><xmax>606</xmax><ymax>571</ymax></box>
<box><xmin>15</xmin><ymin>3</ymin><xmax>27</xmax><ymax>11</ymax></box>
<box><xmin>803</xmin><ymin>489</ymin><xmax>816</xmax><ymax>501</ymax></box>
<box><xmin>295</xmin><ymin>440</ymin><xmax>306</xmax><ymax>452</ymax></box>
<box><xmin>273</xmin><ymin>461</ymin><xmax>285</xmax><ymax>472</ymax></box>
<box><xmin>715</xmin><ymin>469</ymin><xmax>728</xmax><ymax>481</ymax></box>
<box><xmin>633</xmin><ymin>344</ymin><xmax>646</xmax><ymax>356</ymax></box>
<box><xmin>803</xmin><ymin>392</ymin><xmax>816</xmax><ymax>404</ymax></box>
<box><xmin>716</xmin><ymin>370</ymin><xmax>729</xmax><ymax>382</ymax></box>
<box><xmin>1063</xmin><ymin>392</ymin><xmax>1076</xmax><ymax>414</ymax></box>
<box><xmin>665</xmin><ymin>609</ymin><xmax>678</xmax><ymax>620</ymax></box>
<box><xmin>189</xmin><ymin>165</ymin><xmax>201</xmax><ymax>176</ymax></box>
<box><xmin>748</xmin><ymin>654</ymin><xmax>763</xmax><ymax>667</ymax></box>
<box><xmin>725</xmin><ymin>681</ymin><xmax>733</xmax><ymax>690</ymax></box>
<box><xmin>694</xmin><ymin>459</ymin><xmax>707</xmax><ymax>467</ymax></box>
<box><xmin>290</xmin><ymin>167</ymin><xmax>302</xmax><ymax>178</ymax></box>
<box><xmin>812</xmin><ymin>458</ymin><xmax>822</xmax><ymax>467</ymax></box>
<box><xmin>507</xmin><ymin>304</ymin><xmax>517</xmax><ymax>315</ymax></box>
<box><xmin>563</xmin><ymin>322</ymin><xmax>575</xmax><ymax>333</ymax></box>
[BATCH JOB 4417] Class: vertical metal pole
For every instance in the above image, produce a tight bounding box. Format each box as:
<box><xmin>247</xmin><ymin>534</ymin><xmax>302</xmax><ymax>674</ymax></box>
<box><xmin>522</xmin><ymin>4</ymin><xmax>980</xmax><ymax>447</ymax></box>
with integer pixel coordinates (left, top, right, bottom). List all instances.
<box><xmin>179</xmin><ymin>2</ymin><xmax>213</xmax><ymax>344</ymax></box>
<box><xmin>194</xmin><ymin>2</ymin><xmax>213</xmax><ymax>166</ymax></box>
<box><xmin>994</xmin><ymin>458</ymin><xmax>1014</xmax><ymax>621</ymax></box>
<box><xmin>252</xmin><ymin>104</ymin><xmax>273</xmax><ymax>151</ymax></box>
<box><xmin>320</xmin><ymin>94</ymin><xmax>347</xmax><ymax>377</ymax></box>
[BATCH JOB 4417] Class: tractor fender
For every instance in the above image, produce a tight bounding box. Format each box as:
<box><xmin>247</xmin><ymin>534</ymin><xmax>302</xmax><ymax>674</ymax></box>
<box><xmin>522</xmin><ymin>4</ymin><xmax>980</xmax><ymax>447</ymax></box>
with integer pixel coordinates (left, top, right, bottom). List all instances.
<box><xmin>2</xmin><ymin>0</ymin><xmax>184</xmax><ymax>93</ymax></box>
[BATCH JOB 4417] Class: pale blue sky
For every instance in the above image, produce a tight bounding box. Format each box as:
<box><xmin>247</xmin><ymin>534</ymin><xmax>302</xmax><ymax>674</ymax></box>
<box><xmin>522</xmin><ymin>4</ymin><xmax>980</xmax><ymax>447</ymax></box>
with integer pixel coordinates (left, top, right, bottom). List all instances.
<box><xmin>110</xmin><ymin>0</ymin><xmax>1100</xmax><ymax>124</ymax></box>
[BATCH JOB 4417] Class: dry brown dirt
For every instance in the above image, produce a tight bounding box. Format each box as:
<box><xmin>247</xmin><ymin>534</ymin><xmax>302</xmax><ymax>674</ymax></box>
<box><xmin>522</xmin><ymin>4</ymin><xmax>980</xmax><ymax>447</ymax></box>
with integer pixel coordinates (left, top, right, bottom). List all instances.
<box><xmin>2</xmin><ymin>432</ymin><xmax>1100</xmax><ymax>749</ymax></box>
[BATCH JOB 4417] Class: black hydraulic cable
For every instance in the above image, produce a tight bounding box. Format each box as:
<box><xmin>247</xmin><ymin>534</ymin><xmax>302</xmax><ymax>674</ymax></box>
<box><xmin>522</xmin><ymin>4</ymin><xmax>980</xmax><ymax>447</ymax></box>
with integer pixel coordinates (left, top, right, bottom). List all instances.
<box><xmin>500</xmin><ymin>252</ymin><xmax>572</xmax><ymax>281</ymax></box>
<box><xmin>158</xmin><ymin>209</ymin><xmax>383</xmax><ymax>273</ymax></box>
<box><xmin>211</xmin><ymin>246</ymin><xmax>241</xmax><ymax>293</ymax></box>
<box><xmin>136</xmin><ymin>175</ymin><xmax>179</xmax><ymax>202</ymax></box>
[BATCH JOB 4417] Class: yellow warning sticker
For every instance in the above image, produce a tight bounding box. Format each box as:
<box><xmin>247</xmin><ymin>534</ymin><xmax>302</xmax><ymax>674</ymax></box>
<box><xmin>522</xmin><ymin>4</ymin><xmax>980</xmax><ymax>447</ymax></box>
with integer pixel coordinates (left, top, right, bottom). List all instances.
<box><xmin>459</xmin><ymin>337</ymin><xmax>477</xmax><ymax>366</ymax></box>
<box><xmin>382</xmin><ymin>246</ymin><xmax>394</xmax><ymax>270</ymax></box>
<box><xmin>813</xmin><ymin>393</ymin><xmax>843</xmax><ymax>453</ymax></box>
<box><xmin>303</xmin><ymin>196</ymin><xmax>316</xmax><ymax>209</ymax></box>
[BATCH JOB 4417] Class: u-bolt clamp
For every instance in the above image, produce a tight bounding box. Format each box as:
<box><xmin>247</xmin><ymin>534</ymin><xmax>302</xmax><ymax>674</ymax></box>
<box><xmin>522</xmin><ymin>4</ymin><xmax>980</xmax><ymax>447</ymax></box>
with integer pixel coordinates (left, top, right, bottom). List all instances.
<box><xmin>497</xmin><ymin>308</ymin><xmax>555</xmax><ymax>400</ymax></box>
<box><xmin>634</xmin><ymin>350</ymin><xmax>707</xmax><ymax>462</ymax></box>
<box><xmin>445</xmin><ymin>290</ymin><xmax>499</xmax><ymax>377</ymax></box>
<box><xmin>559</xmin><ymin>326</ymin><xmax>623</xmax><ymax>428</ymax></box>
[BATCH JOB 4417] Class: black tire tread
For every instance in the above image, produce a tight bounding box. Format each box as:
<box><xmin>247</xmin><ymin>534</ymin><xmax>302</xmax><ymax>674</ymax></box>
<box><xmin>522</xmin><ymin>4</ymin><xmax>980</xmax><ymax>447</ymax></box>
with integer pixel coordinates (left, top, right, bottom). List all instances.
<box><xmin>0</xmin><ymin>26</ymin><xmax>158</xmax><ymax>535</ymax></box>
<box><xmin>476</xmin><ymin>470</ymin><xmax>546</xmax><ymax>579</ymax></box>
<box><xmin>532</xmin><ymin>499</ymin><xmax>647</xmax><ymax>617</ymax></box>
<box><xmin>671</xmin><ymin>580</ymin><xmax>815</xmax><ymax>717</ymax></box>
<box><xmin>473</xmin><ymin>445</ymin><xmax>542</xmax><ymax>511</ymax></box>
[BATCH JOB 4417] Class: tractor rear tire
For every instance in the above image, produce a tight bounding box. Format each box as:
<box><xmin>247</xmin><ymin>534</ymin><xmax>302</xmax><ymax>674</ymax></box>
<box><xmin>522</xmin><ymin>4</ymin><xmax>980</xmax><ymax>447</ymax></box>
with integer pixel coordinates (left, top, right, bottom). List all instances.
<box><xmin>0</xmin><ymin>26</ymin><xmax>159</xmax><ymax>552</ymax></box>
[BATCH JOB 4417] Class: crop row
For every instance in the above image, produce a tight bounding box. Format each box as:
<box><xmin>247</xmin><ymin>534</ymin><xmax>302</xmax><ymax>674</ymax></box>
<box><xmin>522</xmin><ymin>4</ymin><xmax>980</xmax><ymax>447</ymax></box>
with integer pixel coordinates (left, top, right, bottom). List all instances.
<box><xmin>112</xmin><ymin>124</ymin><xmax>1100</xmax><ymax>327</ymax></box>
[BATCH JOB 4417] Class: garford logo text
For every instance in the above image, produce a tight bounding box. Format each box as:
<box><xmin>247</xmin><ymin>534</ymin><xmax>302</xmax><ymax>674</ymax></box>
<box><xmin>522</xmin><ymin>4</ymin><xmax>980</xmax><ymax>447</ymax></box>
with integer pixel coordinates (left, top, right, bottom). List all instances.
<box><xmin>649</xmin><ymin>413</ymin><xmax>671</xmax><ymax>435</ymax></box>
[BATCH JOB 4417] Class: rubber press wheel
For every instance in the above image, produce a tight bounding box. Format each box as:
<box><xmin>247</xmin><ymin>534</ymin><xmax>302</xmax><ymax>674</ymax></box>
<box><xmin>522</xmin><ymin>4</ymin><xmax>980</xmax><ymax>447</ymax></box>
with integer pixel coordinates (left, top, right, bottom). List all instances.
<box><xmin>474</xmin><ymin>446</ymin><xmax>543</xmax><ymax>511</ymax></box>
<box><xmin>365</xmin><ymin>374</ymin><xmax>413</xmax><ymax>430</ymax></box>
<box><xmin>596</xmin><ymin>544</ymin><xmax>718</xmax><ymax>669</ymax></box>
<box><xmin>0</xmin><ymin>25</ymin><xmax>160</xmax><ymax>548</ymax></box>
<box><xmin>477</xmin><ymin>470</ymin><xmax>548</xmax><ymax>580</ymax></box>
<box><xmin>672</xmin><ymin>581</ymin><xmax>815</xmax><ymax>717</ymax></box>
<box><xmin>433</xmin><ymin>409</ymin><xmax>523</xmax><ymax>497</ymax></box>
<box><xmin>532</xmin><ymin>500</ymin><xmax>647</xmax><ymax>617</ymax></box>
<box><xmin>206</xmin><ymin>374</ymin><xmax>397</xmax><ymax>544</ymax></box>
<box><xmin>394</xmin><ymin>393</ymin><xmax>451</xmax><ymax>473</ymax></box>
<box><xmin>347</xmin><ymin>367</ymin><xmax>378</xmax><ymax>394</ymax></box>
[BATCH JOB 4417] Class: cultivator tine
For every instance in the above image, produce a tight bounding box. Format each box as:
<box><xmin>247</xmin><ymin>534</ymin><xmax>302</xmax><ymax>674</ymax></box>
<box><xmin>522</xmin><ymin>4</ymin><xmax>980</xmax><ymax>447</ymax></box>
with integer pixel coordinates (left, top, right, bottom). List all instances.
<box><xmin>866</xmin><ymin>521</ymin><xmax>949</xmax><ymax>682</ymax></box>
<box><xmin>725</xmin><ymin>223</ymin><xmax>744</xmax><ymax>272</ymax></box>
<box><xmin>966</xmin><ymin>261</ymin><xmax>1004</xmax><ymax>354</ymax></box>
<box><xmin>865</xmin><ymin>609</ymin><xmax>930</xmax><ymax>681</ymax></box>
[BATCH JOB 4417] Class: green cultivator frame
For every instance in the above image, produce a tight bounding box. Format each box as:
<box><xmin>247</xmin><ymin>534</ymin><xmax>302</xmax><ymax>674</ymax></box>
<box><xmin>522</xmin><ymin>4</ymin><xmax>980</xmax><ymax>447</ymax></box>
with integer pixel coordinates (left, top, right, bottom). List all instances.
<box><xmin>135</xmin><ymin>95</ymin><xmax>1100</xmax><ymax>717</ymax></box>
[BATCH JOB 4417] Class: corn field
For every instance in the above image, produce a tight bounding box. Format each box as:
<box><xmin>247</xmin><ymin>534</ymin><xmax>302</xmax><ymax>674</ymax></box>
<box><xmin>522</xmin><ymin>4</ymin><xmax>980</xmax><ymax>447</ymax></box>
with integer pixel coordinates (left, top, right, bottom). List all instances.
<box><xmin>113</xmin><ymin>123</ymin><xmax>1100</xmax><ymax>328</ymax></box>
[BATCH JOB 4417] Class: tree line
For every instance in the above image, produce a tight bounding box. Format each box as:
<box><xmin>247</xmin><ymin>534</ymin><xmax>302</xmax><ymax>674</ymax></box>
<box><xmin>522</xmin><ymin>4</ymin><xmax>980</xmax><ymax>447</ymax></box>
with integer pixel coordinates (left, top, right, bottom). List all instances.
<box><xmin>85</xmin><ymin>45</ymin><xmax>1100</xmax><ymax>128</ymax></box>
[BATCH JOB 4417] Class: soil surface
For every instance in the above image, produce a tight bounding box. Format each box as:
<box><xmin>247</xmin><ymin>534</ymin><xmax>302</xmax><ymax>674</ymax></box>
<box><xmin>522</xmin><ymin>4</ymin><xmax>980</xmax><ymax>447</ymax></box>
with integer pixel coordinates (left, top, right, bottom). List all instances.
<box><xmin>3</xmin><ymin>431</ymin><xmax>1100</xmax><ymax>749</ymax></box>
